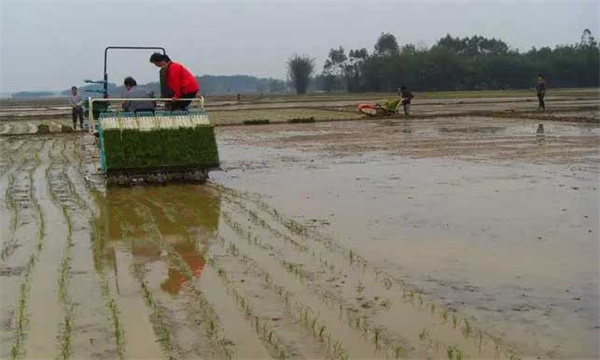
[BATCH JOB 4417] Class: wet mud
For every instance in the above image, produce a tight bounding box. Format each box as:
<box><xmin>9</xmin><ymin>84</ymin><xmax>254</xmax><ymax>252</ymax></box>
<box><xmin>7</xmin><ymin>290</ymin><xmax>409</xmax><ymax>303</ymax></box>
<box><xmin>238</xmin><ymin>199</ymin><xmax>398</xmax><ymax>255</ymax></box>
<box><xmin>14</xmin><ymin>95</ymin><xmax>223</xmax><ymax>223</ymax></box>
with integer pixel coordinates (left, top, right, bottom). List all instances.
<box><xmin>0</xmin><ymin>94</ymin><xmax>599</xmax><ymax>359</ymax></box>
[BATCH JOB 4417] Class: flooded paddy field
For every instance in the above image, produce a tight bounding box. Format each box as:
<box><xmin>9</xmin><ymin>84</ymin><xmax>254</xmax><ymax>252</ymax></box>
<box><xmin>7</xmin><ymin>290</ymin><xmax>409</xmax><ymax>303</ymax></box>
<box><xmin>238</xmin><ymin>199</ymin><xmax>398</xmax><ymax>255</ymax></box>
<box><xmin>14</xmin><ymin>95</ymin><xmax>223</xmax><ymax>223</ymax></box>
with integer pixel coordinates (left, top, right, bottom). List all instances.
<box><xmin>0</xmin><ymin>92</ymin><xmax>599</xmax><ymax>359</ymax></box>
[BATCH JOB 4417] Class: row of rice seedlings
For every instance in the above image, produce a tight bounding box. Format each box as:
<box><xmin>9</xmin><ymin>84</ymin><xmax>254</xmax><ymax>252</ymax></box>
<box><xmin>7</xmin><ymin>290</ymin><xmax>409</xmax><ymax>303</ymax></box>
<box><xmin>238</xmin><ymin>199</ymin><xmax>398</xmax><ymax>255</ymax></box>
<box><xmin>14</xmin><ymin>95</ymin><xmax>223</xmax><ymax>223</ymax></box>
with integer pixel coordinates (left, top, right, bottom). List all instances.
<box><xmin>1</xmin><ymin>172</ymin><xmax>19</xmax><ymax>260</ymax></box>
<box><xmin>131</xmin><ymin>264</ymin><xmax>180</xmax><ymax>360</ymax></box>
<box><xmin>237</xmin><ymin>204</ymin><xmax>311</xmax><ymax>253</ymax></box>
<box><xmin>417</xmin><ymin>328</ymin><xmax>455</xmax><ymax>357</ymax></box>
<box><xmin>232</xmin><ymin>189</ymin><xmax>476</xmax><ymax>351</ymax></box>
<box><xmin>45</xmin><ymin>140</ymin><xmax>78</xmax><ymax>360</ymax></box>
<box><xmin>223</xmin><ymin>207</ymin><xmax>314</xmax><ymax>276</ymax></box>
<box><xmin>210</xmin><ymin>264</ymin><xmax>294</xmax><ymax>359</ymax></box>
<box><xmin>55</xmin><ymin>209</ymin><xmax>75</xmax><ymax>360</ymax></box>
<box><xmin>91</xmin><ymin>228</ymin><xmax>126</xmax><ymax>359</ymax></box>
<box><xmin>9</xmin><ymin>147</ymin><xmax>45</xmax><ymax>360</ymax></box>
<box><xmin>343</xmin><ymin>310</ymin><xmax>408</xmax><ymax>359</ymax></box>
<box><xmin>220</xmin><ymin>209</ymin><xmax>414</xmax><ymax>358</ymax></box>
<box><xmin>214</xmin><ymin>230</ymin><xmax>434</xmax><ymax>360</ymax></box>
<box><xmin>60</xmin><ymin>143</ymin><xmax>88</xmax><ymax>212</ymax></box>
<box><xmin>218</xmin><ymin>187</ymin><xmax>523</xmax><ymax>359</ymax></box>
<box><xmin>9</xmin><ymin>253</ymin><xmax>37</xmax><ymax>360</ymax></box>
<box><xmin>221</xmin><ymin>205</ymin><xmax>420</xmax><ymax>358</ymax></box>
<box><xmin>221</xmin><ymin>210</ymin><xmax>338</xmax><ymax>284</ymax></box>
<box><xmin>206</xmin><ymin>243</ymin><xmax>349</xmax><ymax>360</ymax></box>
<box><xmin>217</xmin><ymin>186</ymin><xmax>368</xmax><ymax>271</ymax></box>
<box><xmin>222</xmin><ymin>202</ymin><xmax>342</xmax><ymax>275</ymax></box>
<box><xmin>131</xmin><ymin>205</ymin><xmax>236</xmax><ymax>359</ymax></box>
<box><xmin>1</xmin><ymin>150</ymin><xmax>42</xmax><ymax>260</ymax></box>
<box><xmin>224</xmin><ymin>197</ymin><xmax>423</xmax><ymax>356</ymax></box>
<box><xmin>30</xmin><ymin>152</ymin><xmax>45</xmax><ymax>251</ymax></box>
<box><xmin>52</xmin><ymin>141</ymin><xmax>127</xmax><ymax>359</ymax></box>
<box><xmin>58</xmin><ymin>207</ymin><xmax>74</xmax><ymax>359</ymax></box>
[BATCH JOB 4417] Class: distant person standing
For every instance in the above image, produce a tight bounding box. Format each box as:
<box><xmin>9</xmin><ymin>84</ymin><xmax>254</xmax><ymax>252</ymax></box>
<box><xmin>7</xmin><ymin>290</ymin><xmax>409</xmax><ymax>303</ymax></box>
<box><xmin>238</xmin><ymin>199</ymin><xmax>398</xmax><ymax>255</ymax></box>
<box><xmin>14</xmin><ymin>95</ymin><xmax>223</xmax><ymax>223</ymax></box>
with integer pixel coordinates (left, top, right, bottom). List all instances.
<box><xmin>121</xmin><ymin>77</ymin><xmax>156</xmax><ymax>113</ymax></box>
<box><xmin>68</xmin><ymin>86</ymin><xmax>84</xmax><ymax>129</ymax></box>
<box><xmin>149</xmin><ymin>53</ymin><xmax>199</xmax><ymax>111</ymax></box>
<box><xmin>400</xmin><ymin>86</ymin><xmax>414</xmax><ymax>116</ymax></box>
<box><xmin>536</xmin><ymin>74</ymin><xmax>546</xmax><ymax>111</ymax></box>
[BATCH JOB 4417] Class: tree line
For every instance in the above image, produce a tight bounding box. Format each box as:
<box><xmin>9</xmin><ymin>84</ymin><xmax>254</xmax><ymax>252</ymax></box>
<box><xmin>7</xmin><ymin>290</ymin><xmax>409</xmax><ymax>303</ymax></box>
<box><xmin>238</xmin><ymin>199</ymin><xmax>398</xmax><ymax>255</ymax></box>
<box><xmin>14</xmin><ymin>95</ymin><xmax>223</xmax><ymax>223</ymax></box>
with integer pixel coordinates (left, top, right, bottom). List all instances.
<box><xmin>287</xmin><ymin>29</ymin><xmax>600</xmax><ymax>94</ymax></box>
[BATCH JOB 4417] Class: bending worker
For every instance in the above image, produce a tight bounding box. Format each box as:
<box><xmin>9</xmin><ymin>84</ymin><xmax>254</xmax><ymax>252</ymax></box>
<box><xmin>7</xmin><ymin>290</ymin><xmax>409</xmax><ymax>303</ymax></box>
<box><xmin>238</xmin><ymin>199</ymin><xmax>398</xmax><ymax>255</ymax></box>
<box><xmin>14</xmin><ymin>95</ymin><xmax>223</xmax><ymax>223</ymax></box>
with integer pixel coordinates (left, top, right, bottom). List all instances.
<box><xmin>399</xmin><ymin>86</ymin><xmax>414</xmax><ymax>116</ymax></box>
<box><xmin>149</xmin><ymin>53</ymin><xmax>199</xmax><ymax>111</ymax></box>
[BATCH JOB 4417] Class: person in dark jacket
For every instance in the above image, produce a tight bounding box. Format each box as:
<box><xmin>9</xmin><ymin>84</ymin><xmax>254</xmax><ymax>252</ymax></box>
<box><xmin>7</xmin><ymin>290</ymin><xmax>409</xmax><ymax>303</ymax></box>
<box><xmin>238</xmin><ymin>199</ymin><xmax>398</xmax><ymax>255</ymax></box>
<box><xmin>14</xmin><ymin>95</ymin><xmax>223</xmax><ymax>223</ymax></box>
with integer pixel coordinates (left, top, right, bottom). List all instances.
<box><xmin>122</xmin><ymin>77</ymin><xmax>156</xmax><ymax>113</ymax></box>
<box><xmin>400</xmin><ymin>86</ymin><xmax>414</xmax><ymax>116</ymax></box>
<box><xmin>150</xmin><ymin>53</ymin><xmax>199</xmax><ymax>111</ymax></box>
<box><xmin>536</xmin><ymin>74</ymin><xmax>546</xmax><ymax>111</ymax></box>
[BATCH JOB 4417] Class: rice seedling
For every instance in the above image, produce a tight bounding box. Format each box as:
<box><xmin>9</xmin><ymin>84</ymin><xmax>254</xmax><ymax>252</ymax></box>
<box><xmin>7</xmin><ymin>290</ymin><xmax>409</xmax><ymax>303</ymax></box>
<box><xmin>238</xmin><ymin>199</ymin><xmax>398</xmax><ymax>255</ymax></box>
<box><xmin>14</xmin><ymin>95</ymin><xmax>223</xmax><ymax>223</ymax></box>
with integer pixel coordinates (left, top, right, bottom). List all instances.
<box><xmin>1</xmin><ymin>173</ymin><xmax>18</xmax><ymax>260</ymax></box>
<box><xmin>394</xmin><ymin>346</ymin><xmax>405</xmax><ymax>359</ymax></box>
<box><xmin>374</xmin><ymin>327</ymin><xmax>383</xmax><ymax>346</ymax></box>
<box><xmin>9</xmin><ymin>254</ymin><xmax>36</xmax><ymax>360</ymax></box>
<box><xmin>492</xmin><ymin>336</ymin><xmax>502</xmax><ymax>357</ymax></box>
<box><xmin>446</xmin><ymin>345</ymin><xmax>463</xmax><ymax>360</ymax></box>
<box><xmin>507</xmin><ymin>349</ymin><xmax>522</xmax><ymax>360</ymax></box>
<box><xmin>57</xmin><ymin>305</ymin><xmax>75</xmax><ymax>360</ymax></box>
<box><xmin>418</xmin><ymin>328</ymin><xmax>430</xmax><ymax>342</ymax></box>
<box><xmin>356</xmin><ymin>281</ymin><xmax>365</xmax><ymax>295</ymax></box>
<box><xmin>461</xmin><ymin>318</ymin><xmax>473</xmax><ymax>338</ymax></box>
<box><xmin>428</xmin><ymin>302</ymin><xmax>436</xmax><ymax>315</ymax></box>
<box><xmin>441</xmin><ymin>309</ymin><xmax>449</xmax><ymax>324</ymax></box>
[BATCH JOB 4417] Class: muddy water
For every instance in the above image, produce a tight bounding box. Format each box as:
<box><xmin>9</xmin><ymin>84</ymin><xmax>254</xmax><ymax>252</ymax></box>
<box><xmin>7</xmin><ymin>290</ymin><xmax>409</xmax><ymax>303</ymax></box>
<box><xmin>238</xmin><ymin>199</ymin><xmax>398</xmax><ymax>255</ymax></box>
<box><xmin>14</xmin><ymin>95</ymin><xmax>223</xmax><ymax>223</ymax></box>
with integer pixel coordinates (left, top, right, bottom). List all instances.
<box><xmin>0</xmin><ymin>111</ymin><xmax>598</xmax><ymax>359</ymax></box>
<box><xmin>213</xmin><ymin>116</ymin><xmax>600</xmax><ymax>359</ymax></box>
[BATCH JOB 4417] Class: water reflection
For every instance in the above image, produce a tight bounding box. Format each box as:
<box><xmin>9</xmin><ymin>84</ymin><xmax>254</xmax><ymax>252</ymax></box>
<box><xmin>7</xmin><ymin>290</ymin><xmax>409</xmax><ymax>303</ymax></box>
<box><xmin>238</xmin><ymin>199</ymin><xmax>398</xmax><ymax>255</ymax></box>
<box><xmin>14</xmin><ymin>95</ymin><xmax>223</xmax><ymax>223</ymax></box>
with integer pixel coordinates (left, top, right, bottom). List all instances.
<box><xmin>94</xmin><ymin>184</ymin><xmax>221</xmax><ymax>295</ymax></box>
<box><xmin>536</xmin><ymin>123</ymin><xmax>546</xmax><ymax>146</ymax></box>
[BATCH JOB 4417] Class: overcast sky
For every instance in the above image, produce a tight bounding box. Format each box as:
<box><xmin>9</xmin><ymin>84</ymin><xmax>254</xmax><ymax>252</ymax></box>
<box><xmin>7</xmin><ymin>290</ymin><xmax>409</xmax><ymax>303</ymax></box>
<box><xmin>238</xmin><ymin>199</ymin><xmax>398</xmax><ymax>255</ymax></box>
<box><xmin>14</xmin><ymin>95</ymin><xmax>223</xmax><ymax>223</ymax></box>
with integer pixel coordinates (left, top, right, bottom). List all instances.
<box><xmin>1</xmin><ymin>0</ymin><xmax>598</xmax><ymax>92</ymax></box>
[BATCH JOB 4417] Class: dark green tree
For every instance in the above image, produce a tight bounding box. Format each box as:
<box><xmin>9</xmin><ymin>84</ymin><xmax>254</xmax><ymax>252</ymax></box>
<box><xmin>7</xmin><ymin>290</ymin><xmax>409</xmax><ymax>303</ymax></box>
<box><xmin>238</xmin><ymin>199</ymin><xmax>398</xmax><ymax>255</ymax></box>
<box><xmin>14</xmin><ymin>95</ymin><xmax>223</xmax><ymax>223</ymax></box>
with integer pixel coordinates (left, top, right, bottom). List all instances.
<box><xmin>288</xmin><ymin>55</ymin><xmax>315</xmax><ymax>94</ymax></box>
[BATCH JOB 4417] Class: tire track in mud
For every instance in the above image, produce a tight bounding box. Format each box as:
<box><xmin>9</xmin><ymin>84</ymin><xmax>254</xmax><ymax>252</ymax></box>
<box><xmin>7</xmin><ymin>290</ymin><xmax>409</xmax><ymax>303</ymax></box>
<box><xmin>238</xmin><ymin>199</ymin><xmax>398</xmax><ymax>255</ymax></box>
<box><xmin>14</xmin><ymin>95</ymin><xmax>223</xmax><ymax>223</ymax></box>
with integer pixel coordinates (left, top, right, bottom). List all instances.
<box><xmin>215</xmin><ymin>184</ymin><xmax>524</xmax><ymax>360</ymax></box>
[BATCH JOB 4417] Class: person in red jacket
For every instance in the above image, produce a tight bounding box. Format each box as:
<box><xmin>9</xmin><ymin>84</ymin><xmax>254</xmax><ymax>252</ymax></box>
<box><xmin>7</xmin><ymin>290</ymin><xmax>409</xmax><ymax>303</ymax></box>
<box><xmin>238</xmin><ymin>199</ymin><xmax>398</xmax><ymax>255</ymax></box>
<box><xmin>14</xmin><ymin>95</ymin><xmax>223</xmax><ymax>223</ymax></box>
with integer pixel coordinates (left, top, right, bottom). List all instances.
<box><xmin>150</xmin><ymin>53</ymin><xmax>200</xmax><ymax>111</ymax></box>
